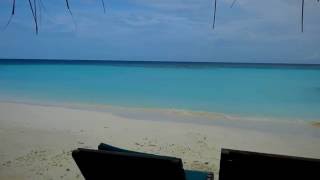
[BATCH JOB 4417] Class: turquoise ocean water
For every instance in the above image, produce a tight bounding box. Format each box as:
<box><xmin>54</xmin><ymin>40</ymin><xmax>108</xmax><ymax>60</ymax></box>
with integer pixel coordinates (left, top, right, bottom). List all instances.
<box><xmin>1</xmin><ymin>60</ymin><xmax>320</xmax><ymax>122</ymax></box>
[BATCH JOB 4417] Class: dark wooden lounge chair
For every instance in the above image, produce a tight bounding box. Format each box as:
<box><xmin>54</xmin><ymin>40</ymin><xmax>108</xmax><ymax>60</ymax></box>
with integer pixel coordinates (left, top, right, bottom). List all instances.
<box><xmin>219</xmin><ymin>148</ymin><xmax>320</xmax><ymax>180</ymax></box>
<box><xmin>72</xmin><ymin>143</ymin><xmax>214</xmax><ymax>180</ymax></box>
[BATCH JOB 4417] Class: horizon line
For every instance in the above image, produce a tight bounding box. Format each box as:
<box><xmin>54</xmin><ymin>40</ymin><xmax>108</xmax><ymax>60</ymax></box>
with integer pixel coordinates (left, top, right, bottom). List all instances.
<box><xmin>0</xmin><ymin>58</ymin><xmax>320</xmax><ymax>66</ymax></box>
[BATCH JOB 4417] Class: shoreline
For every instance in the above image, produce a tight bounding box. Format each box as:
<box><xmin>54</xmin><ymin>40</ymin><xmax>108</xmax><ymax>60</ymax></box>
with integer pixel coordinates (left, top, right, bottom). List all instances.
<box><xmin>0</xmin><ymin>99</ymin><xmax>315</xmax><ymax>123</ymax></box>
<box><xmin>1</xmin><ymin>102</ymin><xmax>320</xmax><ymax>179</ymax></box>
<box><xmin>312</xmin><ymin>122</ymin><xmax>320</xmax><ymax>128</ymax></box>
<box><xmin>1</xmin><ymin>100</ymin><xmax>319</xmax><ymax>137</ymax></box>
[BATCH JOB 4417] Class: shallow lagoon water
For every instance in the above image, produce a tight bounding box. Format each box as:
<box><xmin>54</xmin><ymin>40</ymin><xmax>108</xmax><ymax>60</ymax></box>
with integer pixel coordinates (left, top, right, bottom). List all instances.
<box><xmin>0</xmin><ymin>60</ymin><xmax>320</xmax><ymax>121</ymax></box>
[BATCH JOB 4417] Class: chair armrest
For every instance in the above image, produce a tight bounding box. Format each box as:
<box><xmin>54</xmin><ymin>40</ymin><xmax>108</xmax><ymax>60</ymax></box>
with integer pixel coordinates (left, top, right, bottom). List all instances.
<box><xmin>185</xmin><ymin>170</ymin><xmax>214</xmax><ymax>180</ymax></box>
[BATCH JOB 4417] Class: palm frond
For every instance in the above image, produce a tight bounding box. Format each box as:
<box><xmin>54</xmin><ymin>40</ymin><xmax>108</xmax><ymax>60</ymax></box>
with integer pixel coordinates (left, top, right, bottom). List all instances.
<box><xmin>3</xmin><ymin>0</ymin><xmax>319</xmax><ymax>33</ymax></box>
<box><xmin>301</xmin><ymin>0</ymin><xmax>304</xmax><ymax>32</ymax></box>
<box><xmin>213</xmin><ymin>0</ymin><xmax>217</xmax><ymax>30</ymax></box>
<box><xmin>230</xmin><ymin>0</ymin><xmax>237</xmax><ymax>8</ymax></box>
<box><xmin>101</xmin><ymin>0</ymin><xmax>106</xmax><ymax>13</ymax></box>
<box><xmin>28</xmin><ymin>0</ymin><xmax>38</xmax><ymax>34</ymax></box>
<box><xmin>65</xmin><ymin>0</ymin><xmax>77</xmax><ymax>31</ymax></box>
<box><xmin>3</xmin><ymin>0</ymin><xmax>16</xmax><ymax>30</ymax></box>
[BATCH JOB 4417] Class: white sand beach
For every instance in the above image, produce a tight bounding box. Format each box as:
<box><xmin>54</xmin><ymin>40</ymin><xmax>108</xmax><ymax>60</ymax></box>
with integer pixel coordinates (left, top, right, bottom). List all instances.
<box><xmin>1</xmin><ymin>102</ymin><xmax>320</xmax><ymax>180</ymax></box>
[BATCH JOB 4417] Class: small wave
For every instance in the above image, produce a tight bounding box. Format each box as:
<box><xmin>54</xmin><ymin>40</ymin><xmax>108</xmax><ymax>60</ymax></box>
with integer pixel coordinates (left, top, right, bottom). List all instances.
<box><xmin>0</xmin><ymin>99</ymin><xmax>311</xmax><ymax>126</ymax></box>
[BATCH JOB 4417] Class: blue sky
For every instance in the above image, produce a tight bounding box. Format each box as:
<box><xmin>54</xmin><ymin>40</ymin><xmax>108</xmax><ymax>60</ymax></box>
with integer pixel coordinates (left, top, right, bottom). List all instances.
<box><xmin>0</xmin><ymin>0</ymin><xmax>319</xmax><ymax>63</ymax></box>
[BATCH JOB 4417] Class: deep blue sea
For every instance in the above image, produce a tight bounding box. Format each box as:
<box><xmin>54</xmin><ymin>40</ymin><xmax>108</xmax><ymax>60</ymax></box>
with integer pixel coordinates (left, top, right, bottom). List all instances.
<box><xmin>1</xmin><ymin>60</ymin><xmax>320</xmax><ymax>121</ymax></box>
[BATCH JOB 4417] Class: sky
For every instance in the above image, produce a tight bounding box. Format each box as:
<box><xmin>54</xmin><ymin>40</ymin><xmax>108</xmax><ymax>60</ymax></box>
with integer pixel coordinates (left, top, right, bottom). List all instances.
<box><xmin>0</xmin><ymin>0</ymin><xmax>319</xmax><ymax>63</ymax></box>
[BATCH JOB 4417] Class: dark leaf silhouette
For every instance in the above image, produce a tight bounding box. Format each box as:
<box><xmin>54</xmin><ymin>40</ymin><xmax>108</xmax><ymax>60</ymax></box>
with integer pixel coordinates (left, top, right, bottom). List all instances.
<box><xmin>213</xmin><ymin>0</ymin><xmax>217</xmax><ymax>30</ymax></box>
<box><xmin>65</xmin><ymin>0</ymin><xmax>77</xmax><ymax>31</ymax></box>
<box><xmin>101</xmin><ymin>0</ymin><xmax>106</xmax><ymax>13</ymax></box>
<box><xmin>3</xmin><ymin>0</ymin><xmax>15</xmax><ymax>30</ymax></box>
<box><xmin>301</xmin><ymin>0</ymin><xmax>304</xmax><ymax>32</ymax></box>
<box><xmin>230</xmin><ymin>0</ymin><xmax>237</xmax><ymax>8</ymax></box>
<box><xmin>3</xmin><ymin>0</ymin><xmax>319</xmax><ymax>33</ymax></box>
<box><xmin>28</xmin><ymin>0</ymin><xmax>38</xmax><ymax>34</ymax></box>
<box><xmin>65</xmin><ymin>0</ymin><xmax>73</xmax><ymax>16</ymax></box>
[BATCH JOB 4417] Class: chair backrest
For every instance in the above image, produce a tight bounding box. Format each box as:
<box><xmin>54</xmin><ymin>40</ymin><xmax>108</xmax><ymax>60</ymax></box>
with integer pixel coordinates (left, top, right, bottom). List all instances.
<box><xmin>72</xmin><ymin>148</ymin><xmax>186</xmax><ymax>180</ymax></box>
<box><xmin>98</xmin><ymin>143</ymin><xmax>155</xmax><ymax>155</ymax></box>
<box><xmin>219</xmin><ymin>148</ymin><xmax>320</xmax><ymax>180</ymax></box>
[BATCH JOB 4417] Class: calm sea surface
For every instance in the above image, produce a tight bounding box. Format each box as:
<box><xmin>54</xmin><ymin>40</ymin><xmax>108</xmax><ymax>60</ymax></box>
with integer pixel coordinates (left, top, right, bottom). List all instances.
<box><xmin>1</xmin><ymin>60</ymin><xmax>320</xmax><ymax>121</ymax></box>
